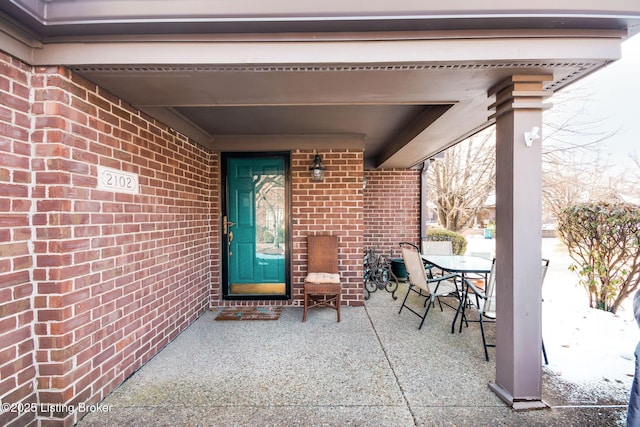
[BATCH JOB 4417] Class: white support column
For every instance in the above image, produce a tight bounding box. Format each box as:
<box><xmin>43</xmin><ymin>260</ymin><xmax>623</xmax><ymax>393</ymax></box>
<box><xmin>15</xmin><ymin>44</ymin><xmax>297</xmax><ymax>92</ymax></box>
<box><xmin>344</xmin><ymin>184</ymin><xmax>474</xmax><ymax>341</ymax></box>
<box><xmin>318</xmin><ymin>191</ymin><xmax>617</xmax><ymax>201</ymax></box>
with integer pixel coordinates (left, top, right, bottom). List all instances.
<box><xmin>488</xmin><ymin>75</ymin><xmax>552</xmax><ymax>410</ymax></box>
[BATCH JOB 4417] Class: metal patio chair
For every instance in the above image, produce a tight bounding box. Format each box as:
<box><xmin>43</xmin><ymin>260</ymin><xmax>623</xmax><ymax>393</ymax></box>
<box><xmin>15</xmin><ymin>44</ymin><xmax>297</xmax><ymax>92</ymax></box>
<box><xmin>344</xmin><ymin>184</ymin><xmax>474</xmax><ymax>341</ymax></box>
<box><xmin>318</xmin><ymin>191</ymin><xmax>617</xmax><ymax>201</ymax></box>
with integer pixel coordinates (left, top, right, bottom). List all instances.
<box><xmin>422</xmin><ymin>240</ymin><xmax>453</xmax><ymax>256</ymax></box>
<box><xmin>398</xmin><ymin>244</ymin><xmax>459</xmax><ymax>330</ymax></box>
<box><xmin>421</xmin><ymin>240</ymin><xmax>453</xmax><ymax>278</ymax></box>
<box><xmin>465</xmin><ymin>258</ymin><xmax>550</xmax><ymax>363</ymax></box>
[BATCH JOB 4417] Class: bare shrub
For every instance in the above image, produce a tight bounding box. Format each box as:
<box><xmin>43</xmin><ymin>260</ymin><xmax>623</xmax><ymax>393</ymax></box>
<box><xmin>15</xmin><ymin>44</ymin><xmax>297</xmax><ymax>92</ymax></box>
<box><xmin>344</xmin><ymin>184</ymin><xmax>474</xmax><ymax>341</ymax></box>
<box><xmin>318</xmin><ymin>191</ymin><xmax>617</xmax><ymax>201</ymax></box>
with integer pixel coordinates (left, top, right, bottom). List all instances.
<box><xmin>557</xmin><ymin>202</ymin><xmax>640</xmax><ymax>313</ymax></box>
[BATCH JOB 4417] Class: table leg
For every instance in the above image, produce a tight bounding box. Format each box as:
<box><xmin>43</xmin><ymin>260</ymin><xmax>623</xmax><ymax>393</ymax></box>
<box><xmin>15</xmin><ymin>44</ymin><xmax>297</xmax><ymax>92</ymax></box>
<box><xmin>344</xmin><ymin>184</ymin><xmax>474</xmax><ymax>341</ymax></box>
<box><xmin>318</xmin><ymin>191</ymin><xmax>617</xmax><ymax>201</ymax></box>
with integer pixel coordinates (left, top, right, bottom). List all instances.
<box><xmin>454</xmin><ymin>272</ymin><xmax>487</xmax><ymax>333</ymax></box>
<box><xmin>458</xmin><ymin>283</ymin><xmax>469</xmax><ymax>333</ymax></box>
<box><xmin>451</xmin><ymin>273</ymin><xmax>467</xmax><ymax>333</ymax></box>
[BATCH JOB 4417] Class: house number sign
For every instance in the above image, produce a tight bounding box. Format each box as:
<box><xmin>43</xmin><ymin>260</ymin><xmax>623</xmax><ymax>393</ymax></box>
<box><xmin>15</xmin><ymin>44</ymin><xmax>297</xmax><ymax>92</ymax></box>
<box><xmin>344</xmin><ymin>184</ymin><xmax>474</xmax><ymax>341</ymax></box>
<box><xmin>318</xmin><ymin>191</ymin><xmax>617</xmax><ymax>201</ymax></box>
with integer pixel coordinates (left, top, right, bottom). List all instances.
<box><xmin>97</xmin><ymin>166</ymin><xmax>139</xmax><ymax>194</ymax></box>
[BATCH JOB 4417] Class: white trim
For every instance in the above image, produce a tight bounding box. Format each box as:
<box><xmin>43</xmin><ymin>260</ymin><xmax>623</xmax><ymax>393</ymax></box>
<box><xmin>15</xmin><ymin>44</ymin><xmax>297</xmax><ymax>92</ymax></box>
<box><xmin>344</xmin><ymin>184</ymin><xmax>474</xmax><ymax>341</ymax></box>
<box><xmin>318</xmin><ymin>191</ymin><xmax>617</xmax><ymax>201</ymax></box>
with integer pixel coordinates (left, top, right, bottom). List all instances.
<box><xmin>31</xmin><ymin>37</ymin><xmax>621</xmax><ymax>66</ymax></box>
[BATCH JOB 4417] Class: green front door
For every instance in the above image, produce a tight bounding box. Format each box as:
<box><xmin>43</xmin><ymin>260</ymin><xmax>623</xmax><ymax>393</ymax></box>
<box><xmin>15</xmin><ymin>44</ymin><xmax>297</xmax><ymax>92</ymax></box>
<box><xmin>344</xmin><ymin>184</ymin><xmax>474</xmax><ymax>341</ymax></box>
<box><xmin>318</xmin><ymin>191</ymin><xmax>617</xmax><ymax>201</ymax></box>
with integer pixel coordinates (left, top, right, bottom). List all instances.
<box><xmin>222</xmin><ymin>154</ymin><xmax>290</xmax><ymax>299</ymax></box>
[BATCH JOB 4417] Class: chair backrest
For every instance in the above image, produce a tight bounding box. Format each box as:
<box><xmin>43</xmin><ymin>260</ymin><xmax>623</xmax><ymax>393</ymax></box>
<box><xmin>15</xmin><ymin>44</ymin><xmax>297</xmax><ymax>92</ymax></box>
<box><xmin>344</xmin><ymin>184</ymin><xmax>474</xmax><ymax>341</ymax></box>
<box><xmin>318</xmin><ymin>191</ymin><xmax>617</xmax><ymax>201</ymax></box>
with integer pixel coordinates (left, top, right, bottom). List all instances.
<box><xmin>307</xmin><ymin>235</ymin><xmax>339</xmax><ymax>274</ymax></box>
<box><xmin>399</xmin><ymin>241</ymin><xmax>420</xmax><ymax>252</ymax></box>
<box><xmin>422</xmin><ymin>240</ymin><xmax>453</xmax><ymax>255</ymax></box>
<box><xmin>401</xmin><ymin>245</ymin><xmax>430</xmax><ymax>293</ymax></box>
<box><xmin>482</xmin><ymin>258</ymin><xmax>546</xmax><ymax>317</ymax></box>
<box><xmin>483</xmin><ymin>258</ymin><xmax>497</xmax><ymax>317</ymax></box>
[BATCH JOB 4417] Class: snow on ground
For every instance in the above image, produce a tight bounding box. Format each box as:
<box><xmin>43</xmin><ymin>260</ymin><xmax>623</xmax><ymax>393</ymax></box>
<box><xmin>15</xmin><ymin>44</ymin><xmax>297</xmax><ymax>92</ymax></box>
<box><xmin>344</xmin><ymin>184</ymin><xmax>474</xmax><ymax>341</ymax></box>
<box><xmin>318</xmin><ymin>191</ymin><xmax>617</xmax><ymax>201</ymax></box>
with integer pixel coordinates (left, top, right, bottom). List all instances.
<box><xmin>466</xmin><ymin>235</ymin><xmax>640</xmax><ymax>389</ymax></box>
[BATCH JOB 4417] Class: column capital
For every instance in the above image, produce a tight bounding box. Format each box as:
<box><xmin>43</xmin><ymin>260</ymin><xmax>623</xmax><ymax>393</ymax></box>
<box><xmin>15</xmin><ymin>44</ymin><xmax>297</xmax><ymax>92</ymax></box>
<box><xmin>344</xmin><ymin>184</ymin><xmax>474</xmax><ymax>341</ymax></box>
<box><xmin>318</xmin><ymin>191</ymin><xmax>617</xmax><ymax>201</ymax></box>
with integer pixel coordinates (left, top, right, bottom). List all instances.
<box><xmin>489</xmin><ymin>74</ymin><xmax>553</xmax><ymax>119</ymax></box>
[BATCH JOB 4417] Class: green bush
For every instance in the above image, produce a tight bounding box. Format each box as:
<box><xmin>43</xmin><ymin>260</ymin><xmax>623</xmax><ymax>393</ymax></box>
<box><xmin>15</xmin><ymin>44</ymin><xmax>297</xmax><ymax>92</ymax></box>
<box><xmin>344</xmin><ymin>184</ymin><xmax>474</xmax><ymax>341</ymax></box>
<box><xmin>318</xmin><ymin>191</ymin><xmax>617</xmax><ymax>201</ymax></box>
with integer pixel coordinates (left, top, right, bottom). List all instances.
<box><xmin>557</xmin><ymin>202</ymin><xmax>640</xmax><ymax>314</ymax></box>
<box><xmin>426</xmin><ymin>228</ymin><xmax>467</xmax><ymax>255</ymax></box>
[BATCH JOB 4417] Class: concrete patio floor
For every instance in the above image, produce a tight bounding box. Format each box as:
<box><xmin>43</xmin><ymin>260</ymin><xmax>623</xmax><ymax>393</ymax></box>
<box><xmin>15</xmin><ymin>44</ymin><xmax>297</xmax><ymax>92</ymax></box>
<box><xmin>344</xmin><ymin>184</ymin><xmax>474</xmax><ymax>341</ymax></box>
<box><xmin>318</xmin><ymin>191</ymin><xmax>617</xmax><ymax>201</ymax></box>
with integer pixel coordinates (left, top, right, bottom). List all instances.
<box><xmin>77</xmin><ymin>282</ymin><xmax>629</xmax><ymax>426</ymax></box>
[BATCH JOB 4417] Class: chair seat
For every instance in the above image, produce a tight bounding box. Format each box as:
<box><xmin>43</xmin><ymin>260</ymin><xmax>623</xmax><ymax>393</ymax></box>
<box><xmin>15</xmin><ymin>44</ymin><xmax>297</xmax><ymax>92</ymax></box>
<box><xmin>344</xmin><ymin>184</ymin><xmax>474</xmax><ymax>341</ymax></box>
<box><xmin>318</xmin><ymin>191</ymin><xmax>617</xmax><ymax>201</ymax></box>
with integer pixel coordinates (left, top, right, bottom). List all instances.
<box><xmin>431</xmin><ymin>279</ymin><xmax>457</xmax><ymax>297</ymax></box>
<box><xmin>304</xmin><ymin>282</ymin><xmax>341</xmax><ymax>295</ymax></box>
<box><xmin>305</xmin><ymin>272</ymin><xmax>341</xmax><ymax>284</ymax></box>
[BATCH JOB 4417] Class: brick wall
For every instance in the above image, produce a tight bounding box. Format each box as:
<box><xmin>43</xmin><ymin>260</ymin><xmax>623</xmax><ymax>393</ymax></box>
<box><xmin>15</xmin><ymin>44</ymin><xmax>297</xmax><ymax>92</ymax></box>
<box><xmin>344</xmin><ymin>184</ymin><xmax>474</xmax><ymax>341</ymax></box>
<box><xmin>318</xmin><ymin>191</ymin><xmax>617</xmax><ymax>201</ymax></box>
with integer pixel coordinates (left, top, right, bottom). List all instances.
<box><xmin>16</xmin><ymin>63</ymin><xmax>211</xmax><ymax>426</ymax></box>
<box><xmin>292</xmin><ymin>150</ymin><xmax>364</xmax><ymax>307</ymax></box>
<box><xmin>210</xmin><ymin>150</ymin><xmax>366</xmax><ymax>308</ymax></box>
<box><xmin>364</xmin><ymin>169</ymin><xmax>421</xmax><ymax>259</ymax></box>
<box><xmin>209</xmin><ymin>153</ymin><xmax>221</xmax><ymax>305</ymax></box>
<box><xmin>0</xmin><ymin>52</ymin><xmax>38</xmax><ymax>427</ymax></box>
<box><xmin>0</xmin><ymin>49</ymin><xmax>401</xmax><ymax>426</ymax></box>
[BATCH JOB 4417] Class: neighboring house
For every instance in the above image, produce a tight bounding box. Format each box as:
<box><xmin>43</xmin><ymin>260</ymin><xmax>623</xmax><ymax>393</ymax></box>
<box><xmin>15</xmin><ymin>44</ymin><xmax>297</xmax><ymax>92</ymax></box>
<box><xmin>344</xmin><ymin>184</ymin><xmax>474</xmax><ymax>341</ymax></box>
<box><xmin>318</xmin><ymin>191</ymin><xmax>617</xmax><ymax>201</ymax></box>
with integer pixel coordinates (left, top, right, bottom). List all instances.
<box><xmin>1</xmin><ymin>2</ymin><xmax>639</xmax><ymax>425</ymax></box>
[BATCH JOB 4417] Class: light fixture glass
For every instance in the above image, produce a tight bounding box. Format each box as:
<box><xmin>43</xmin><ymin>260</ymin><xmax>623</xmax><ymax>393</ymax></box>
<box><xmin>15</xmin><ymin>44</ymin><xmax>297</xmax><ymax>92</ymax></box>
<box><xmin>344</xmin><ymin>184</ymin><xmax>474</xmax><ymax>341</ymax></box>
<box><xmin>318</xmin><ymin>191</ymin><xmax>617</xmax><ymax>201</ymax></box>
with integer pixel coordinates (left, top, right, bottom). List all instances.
<box><xmin>309</xmin><ymin>153</ymin><xmax>326</xmax><ymax>181</ymax></box>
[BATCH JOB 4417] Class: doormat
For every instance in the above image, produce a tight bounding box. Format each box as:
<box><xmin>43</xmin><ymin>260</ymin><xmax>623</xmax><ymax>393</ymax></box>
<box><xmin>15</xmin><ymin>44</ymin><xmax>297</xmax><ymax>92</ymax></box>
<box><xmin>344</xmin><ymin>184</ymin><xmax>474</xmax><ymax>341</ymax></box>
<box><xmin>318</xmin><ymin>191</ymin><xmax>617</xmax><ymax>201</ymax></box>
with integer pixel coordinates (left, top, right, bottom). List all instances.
<box><xmin>214</xmin><ymin>306</ymin><xmax>283</xmax><ymax>321</ymax></box>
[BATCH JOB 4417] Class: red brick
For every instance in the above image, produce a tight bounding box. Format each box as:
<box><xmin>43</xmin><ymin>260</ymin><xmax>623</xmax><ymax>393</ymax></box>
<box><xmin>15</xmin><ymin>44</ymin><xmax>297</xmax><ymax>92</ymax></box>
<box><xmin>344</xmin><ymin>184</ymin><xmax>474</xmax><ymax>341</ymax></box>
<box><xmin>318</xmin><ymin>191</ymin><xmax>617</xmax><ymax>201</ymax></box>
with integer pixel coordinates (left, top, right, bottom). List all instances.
<box><xmin>48</xmin><ymin>239</ymin><xmax>90</xmax><ymax>253</ymax></box>
<box><xmin>49</xmin><ymin>263</ymin><xmax>90</xmax><ymax>280</ymax></box>
<box><xmin>12</xmin><ymin>282</ymin><xmax>33</xmax><ymax>299</ymax></box>
<box><xmin>0</xmin><ymin>270</ymin><xmax>30</xmax><ymax>288</ymax></box>
<box><xmin>37</xmin><ymin>307</ymin><xmax>73</xmax><ymax>322</ymax></box>
<box><xmin>37</xmin><ymin>254</ymin><xmax>73</xmax><ymax>267</ymax></box>
<box><xmin>0</xmin><ymin>325</ymin><xmax>31</xmax><ymax>347</ymax></box>
<box><xmin>12</xmin><ymin>199</ymin><xmax>31</xmax><ymax>212</ymax></box>
<box><xmin>0</xmin><ymin>183</ymin><xmax>29</xmax><ymax>198</ymax></box>
<box><xmin>37</xmin><ymin>199</ymin><xmax>73</xmax><ymax>212</ymax></box>
<box><xmin>73</xmin><ymin>250</ymin><xmax>100</xmax><ymax>264</ymax></box>
<box><xmin>0</xmin><ymin>242</ymin><xmax>29</xmax><ymax>257</ymax></box>
<box><xmin>38</xmin><ymin>387</ymin><xmax>74</xmax><ymax>405</ymax></box>
<box><xmin>35</xmin><ymin>227</ymin><xmax>72</xmax><ymax>240</ymax></box>
<box><xmin>47</xmin><ymin>158</ymin><xmax>90</xmax><ymax>174</ymax></box>
<box><xmin>35</xmin><ymin>172</ymin><xmax>70</xmax><ymax>185</ymax></box>
<box><xmin>35</xmin><ymin>142</ymin><xmax>71</xmax><ymax>158</ymax></box>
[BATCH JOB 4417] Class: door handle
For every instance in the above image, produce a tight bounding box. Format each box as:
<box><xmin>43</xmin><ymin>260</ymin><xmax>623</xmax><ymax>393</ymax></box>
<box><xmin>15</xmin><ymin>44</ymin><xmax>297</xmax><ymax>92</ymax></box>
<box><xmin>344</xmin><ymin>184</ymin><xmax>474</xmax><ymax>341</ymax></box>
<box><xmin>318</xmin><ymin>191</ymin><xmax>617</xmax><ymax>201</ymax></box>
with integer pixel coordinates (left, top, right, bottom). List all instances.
<box><xmin>223</xmin><ymin>216</ymin><xmax>235</xmax><ymax>234</ymax></box>
<box><xmin>223</xmin><ymin>216</ymin><xmax>235</xmax><ymax>256</ymax></box>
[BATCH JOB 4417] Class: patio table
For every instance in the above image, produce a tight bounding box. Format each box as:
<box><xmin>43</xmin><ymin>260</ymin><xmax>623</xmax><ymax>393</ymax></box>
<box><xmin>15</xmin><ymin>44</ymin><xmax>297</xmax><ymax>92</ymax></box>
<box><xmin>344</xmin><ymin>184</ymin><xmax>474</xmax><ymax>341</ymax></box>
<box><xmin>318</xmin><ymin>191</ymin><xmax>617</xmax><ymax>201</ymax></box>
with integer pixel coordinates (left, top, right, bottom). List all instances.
<box><xmin>421</xmin><ymin>254</ymin><xmax>493</xmax><ymax>333</ymax></box>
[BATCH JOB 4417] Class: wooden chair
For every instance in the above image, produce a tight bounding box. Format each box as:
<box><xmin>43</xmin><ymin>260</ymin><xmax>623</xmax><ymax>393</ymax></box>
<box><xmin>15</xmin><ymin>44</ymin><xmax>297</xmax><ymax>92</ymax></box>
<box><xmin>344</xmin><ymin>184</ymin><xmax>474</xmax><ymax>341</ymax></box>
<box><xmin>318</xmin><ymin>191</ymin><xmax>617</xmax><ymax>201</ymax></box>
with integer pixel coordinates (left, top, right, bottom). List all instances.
<box><xmin>302</xmin><ymin>235</ymin><xmax>341</xmax><ymax>322</ymax></box>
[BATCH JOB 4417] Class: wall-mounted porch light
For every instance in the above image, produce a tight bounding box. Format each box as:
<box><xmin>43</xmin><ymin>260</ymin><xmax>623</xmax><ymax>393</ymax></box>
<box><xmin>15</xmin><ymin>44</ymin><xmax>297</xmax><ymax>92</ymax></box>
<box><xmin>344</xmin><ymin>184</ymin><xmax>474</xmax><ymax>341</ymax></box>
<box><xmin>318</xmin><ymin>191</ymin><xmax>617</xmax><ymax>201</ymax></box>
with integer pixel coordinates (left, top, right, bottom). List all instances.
<box><xmin>309</xmin><ymin>152</ymin><xmax>326</xmax><ymax>181</ymax></box>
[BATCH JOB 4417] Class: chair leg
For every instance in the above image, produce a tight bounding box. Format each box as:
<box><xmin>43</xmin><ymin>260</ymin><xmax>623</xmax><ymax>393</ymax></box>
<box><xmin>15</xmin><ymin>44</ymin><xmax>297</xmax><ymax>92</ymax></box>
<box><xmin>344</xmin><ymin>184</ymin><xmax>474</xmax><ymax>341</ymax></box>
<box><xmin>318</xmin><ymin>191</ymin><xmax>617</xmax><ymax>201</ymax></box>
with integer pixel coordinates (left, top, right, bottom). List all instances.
<box><xmin>542</xmin><ymin>339</ymin><xmax>548</xmax><ymax>365</ymax></box>
<box><xmin>478</xmin><ymin>313</ymin><xmax>490</xmax><ymax>362</ymax></box>
<box><xmin>421</xmin><ymin>290</ymin><xmax>432</xmax><ymax>308</ymax></box>
<box><xmin>418</xmin><ymin>297</ymin><xmax>433</xmax><ymax>330</ymax></box>
<box><xmin>457</xmin><ymin>294</ymin><xmax>474</xmax><ymax>333</ymax></box>
<box><xmin>303</xmin><ymin>291</ymin><xmax>340</xmax><ymax>322</ymax></box>
<box><xmin>302</xmin><ymin>292</ymin><xmax>308</xmax><ymax>322</ymax></box>
<box><xmin>458</xmin><ymin>309</ymin><xmax>470</xmax><ymax>333</ymax></box>
<box><xmin>399</xmin><ymin>285</ymin><xmax>412</xmax><ymax>314</ymax></box>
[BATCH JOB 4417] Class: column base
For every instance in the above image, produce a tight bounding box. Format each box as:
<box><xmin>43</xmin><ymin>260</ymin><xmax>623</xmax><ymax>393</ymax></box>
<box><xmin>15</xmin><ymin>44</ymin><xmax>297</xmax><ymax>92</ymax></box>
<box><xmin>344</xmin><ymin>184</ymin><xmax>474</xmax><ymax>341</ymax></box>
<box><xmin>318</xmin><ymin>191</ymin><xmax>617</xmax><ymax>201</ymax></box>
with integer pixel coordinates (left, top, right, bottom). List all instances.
<box><xmin>489</xmin><ymin>382</ymin><xmax>550</xmax><ymax>411</ymax></box>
